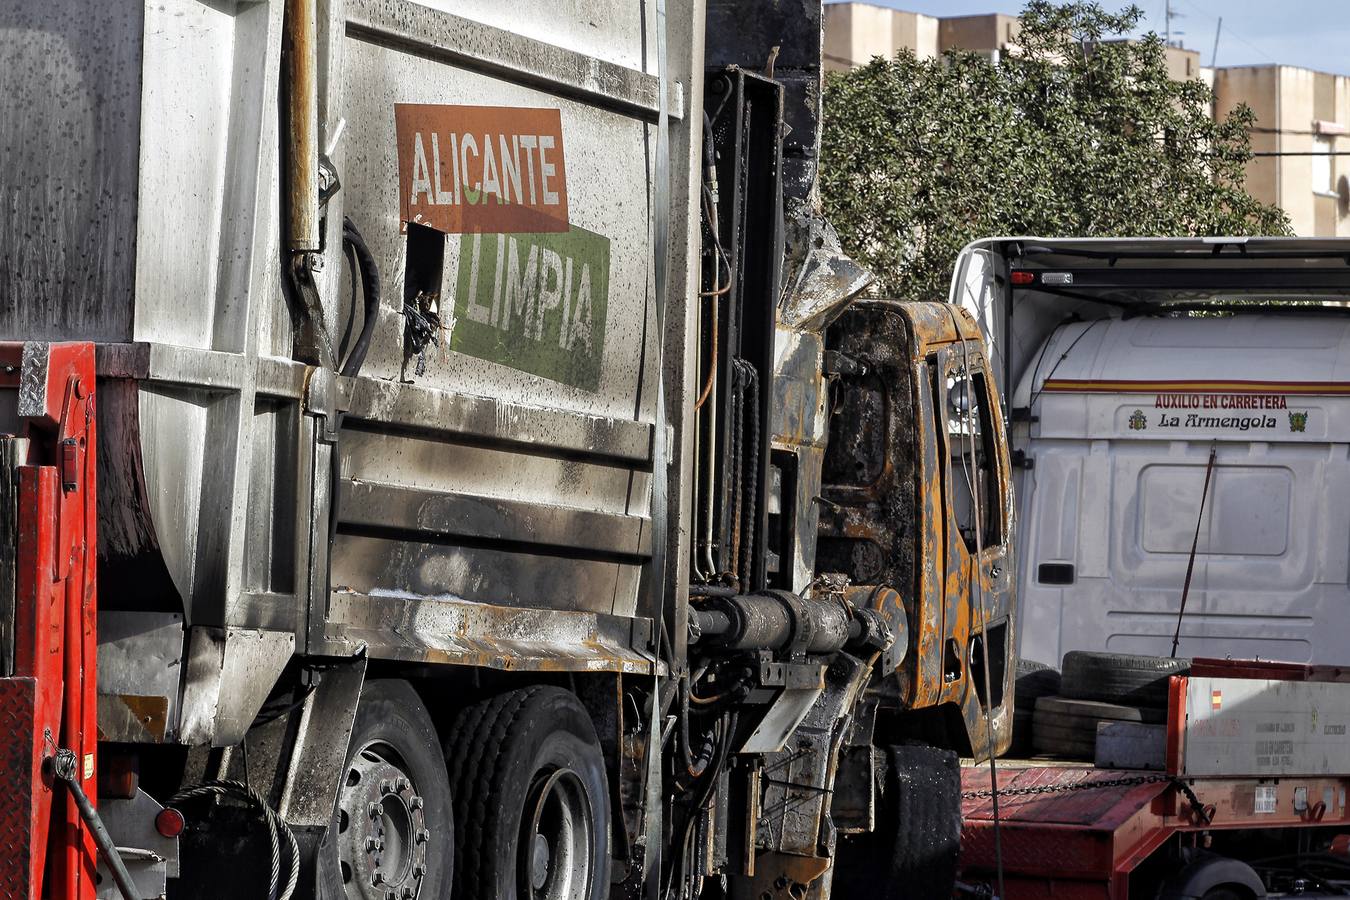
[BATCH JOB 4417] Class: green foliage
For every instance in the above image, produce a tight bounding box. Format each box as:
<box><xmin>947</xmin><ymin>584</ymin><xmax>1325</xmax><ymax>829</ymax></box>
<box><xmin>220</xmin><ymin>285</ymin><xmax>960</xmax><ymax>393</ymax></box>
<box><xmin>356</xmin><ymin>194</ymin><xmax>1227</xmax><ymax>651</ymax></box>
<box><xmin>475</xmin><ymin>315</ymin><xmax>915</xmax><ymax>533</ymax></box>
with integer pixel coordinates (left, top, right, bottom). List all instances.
<box><xmin>820</xmin><ymin>1</ymin><xmax>1291</xmax><ymax>301</ymax></box>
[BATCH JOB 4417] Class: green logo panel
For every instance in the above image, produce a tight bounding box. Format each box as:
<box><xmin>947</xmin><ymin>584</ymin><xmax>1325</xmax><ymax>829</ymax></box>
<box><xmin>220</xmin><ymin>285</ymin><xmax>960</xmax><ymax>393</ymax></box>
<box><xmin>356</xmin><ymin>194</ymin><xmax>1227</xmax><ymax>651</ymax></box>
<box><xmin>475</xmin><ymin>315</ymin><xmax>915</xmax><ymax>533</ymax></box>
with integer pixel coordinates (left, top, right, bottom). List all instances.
<box><xmin>451</xmin><ymin>225</ymin><xmax>610</xmax><ymax>392</ymax></box>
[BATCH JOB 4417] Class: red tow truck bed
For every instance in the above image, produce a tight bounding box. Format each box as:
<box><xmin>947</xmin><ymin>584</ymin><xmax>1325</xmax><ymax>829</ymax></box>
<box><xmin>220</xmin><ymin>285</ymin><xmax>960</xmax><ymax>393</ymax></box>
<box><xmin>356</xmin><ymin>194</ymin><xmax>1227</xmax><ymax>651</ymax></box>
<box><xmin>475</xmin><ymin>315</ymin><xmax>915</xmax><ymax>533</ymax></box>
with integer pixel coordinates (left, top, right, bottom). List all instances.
<box><xmin>960</xmin><ymin>659</ymin><xmax>1350</xmax><ymax>899</ymax></box>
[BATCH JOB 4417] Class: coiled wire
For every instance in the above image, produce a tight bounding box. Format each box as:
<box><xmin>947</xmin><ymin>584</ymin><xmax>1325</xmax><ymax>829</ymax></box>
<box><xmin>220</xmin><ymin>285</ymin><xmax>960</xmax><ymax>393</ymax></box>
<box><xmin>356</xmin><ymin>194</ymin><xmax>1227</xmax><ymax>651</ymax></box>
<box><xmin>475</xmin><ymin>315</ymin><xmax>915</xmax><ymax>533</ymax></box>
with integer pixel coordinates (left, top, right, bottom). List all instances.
<box><xmin>169</xmin><ymin>780</ymin><xmax>300</xmax><ymax>900</ymax></box>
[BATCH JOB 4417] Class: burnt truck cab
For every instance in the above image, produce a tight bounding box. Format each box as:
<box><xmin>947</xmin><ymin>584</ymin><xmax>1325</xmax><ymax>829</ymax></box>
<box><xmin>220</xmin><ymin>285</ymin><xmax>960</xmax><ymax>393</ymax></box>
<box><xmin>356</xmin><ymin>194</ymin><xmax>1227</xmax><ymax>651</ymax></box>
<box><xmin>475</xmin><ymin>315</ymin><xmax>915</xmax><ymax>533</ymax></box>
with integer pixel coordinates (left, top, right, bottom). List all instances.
<box><xmin>819</xmin><ymin>300</ymin><xmax>1016</xmax><ymax>759</ymax></box>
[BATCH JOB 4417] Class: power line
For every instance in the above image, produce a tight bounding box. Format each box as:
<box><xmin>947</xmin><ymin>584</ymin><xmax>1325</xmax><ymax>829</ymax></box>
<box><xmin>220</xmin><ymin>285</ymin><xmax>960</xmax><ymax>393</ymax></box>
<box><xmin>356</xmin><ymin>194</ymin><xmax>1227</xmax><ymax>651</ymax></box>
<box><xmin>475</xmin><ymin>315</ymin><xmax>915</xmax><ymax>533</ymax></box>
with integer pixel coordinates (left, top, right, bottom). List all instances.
<box><xmin>1173</xmin><ymin>0</ymin><xmax>1277</xmax><ymax>63</ymax></box>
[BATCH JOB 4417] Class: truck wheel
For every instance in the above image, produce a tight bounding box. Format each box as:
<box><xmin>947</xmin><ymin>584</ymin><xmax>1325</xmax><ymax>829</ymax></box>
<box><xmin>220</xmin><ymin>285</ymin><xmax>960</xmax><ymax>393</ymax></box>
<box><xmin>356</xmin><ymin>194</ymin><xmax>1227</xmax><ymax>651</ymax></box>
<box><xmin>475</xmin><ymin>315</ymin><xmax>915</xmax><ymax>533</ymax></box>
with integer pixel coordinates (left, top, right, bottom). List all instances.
<box><xmin>318</xmin><ymin>679</ymin><xmax>453</xmax><ymax>900</ymax></box>
<box><xmin>1061</xmin><ymin>651</ymin><xmax>1190</xmax><ymax>708</ymax></box>
<box><xmin>446</xmin><ymin>686</ymin><xmax>610</xmax><ymax>900</ymax></box>
<box><xmin>832</xmin><ymin>744</ymin><xmax>960</xmax><ymax>900</ymax></box>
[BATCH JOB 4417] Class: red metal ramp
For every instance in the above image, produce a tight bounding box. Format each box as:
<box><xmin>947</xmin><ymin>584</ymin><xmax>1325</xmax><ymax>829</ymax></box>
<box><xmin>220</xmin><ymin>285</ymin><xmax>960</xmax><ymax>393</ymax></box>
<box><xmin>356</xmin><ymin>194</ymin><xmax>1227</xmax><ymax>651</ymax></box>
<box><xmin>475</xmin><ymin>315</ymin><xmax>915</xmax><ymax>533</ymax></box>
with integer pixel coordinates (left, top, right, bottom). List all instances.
<box><xmin>960</xmin><ymin>764</ymin><xmax>1177</xmax><ymax>900</ymax></box>
<box><xmin>961</xmin><ymin>659</ymin><xmax>1350</xmax><ymax>899</ymax></box>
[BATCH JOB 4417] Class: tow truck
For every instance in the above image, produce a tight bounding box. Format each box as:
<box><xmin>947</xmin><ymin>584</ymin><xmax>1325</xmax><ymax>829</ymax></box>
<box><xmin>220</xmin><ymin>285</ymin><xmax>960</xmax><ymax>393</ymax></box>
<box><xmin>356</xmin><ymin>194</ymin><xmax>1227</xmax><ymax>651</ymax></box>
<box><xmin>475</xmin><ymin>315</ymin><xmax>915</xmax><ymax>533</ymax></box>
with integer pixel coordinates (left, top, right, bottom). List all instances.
<box><xmin>953</xmin><ymin>236</ymin><xmax>1350</xmax><ymax>900</ymax></box>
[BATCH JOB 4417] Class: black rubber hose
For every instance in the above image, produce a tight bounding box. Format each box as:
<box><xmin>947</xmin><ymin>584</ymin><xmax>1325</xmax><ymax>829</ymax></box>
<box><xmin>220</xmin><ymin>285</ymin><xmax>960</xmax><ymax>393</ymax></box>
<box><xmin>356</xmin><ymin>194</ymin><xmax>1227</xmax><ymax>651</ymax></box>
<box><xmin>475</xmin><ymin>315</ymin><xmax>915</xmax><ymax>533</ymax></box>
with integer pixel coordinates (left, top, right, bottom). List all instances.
<box><xmin>701</xmin><ymin>110</ymin><xmax>717</xmax><ymax>176</ymax></box>
<box><xmin>680</xmin><ymin>680</ymin><xmax>717</xmax><ymax>779</ymax></box>
<box><xmin>330</xmin><ymin>217</ymin><xmax>380</xmax><ymax>552</ymax></box>
<box><xmin>340</xmin><ymin>216</ymin><xmax>380</xmax><ymax>379</ymax></box>
<box><xmin>338</xmin><ymin>239</ymin><xmax>358</xmax><ymax>363</ymax></box>
<box><xmin>52</xmin><ymin>750</ymin><xmax>138</xmax><ymax>900</ymax></box>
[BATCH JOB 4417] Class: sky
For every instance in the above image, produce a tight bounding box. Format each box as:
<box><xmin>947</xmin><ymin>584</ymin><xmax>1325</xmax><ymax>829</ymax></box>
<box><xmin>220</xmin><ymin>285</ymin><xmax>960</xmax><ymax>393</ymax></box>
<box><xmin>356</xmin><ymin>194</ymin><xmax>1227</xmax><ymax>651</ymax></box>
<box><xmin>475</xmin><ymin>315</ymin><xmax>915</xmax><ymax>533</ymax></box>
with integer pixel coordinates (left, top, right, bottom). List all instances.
<box><xmin>826</xmin><ymin>0</ymin><xmax>1350</xmax><ymax>76</ymax></box>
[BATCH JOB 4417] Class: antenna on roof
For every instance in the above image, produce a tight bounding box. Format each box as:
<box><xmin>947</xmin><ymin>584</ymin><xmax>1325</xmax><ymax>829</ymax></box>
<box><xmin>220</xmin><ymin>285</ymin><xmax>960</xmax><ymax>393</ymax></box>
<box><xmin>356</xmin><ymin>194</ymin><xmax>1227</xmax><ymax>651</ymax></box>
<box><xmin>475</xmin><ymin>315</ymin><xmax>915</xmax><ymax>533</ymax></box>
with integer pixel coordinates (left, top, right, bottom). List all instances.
<box><xmin>1165</xmin><ymin>0</ymin><xmax>1185</xmax><ymax>47</ymax></box>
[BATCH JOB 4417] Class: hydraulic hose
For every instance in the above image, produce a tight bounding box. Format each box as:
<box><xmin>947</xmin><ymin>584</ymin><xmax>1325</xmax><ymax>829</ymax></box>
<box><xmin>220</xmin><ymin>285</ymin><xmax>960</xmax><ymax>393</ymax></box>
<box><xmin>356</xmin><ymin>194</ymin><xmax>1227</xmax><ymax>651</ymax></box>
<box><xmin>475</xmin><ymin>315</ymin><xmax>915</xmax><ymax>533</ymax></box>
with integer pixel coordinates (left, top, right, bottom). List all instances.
<box><xmin>339</xmin><ymin>217</ymin><xmax>380</xmax><ymax>379</ymax></box>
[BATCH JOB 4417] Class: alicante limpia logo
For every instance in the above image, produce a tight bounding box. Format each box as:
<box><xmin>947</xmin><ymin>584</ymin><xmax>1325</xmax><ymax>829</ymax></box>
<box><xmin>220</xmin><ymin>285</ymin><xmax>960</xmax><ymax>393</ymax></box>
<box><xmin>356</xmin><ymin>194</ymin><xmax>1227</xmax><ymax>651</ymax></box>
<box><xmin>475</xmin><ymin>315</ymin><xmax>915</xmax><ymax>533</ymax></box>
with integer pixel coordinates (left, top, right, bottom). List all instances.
<box><xmin>1289</xmin><ymin>410</ymin><xmax>1308</xmax><ymax>433</ymax></box>
<box><xmin>1128</xmin><ymin>409</ymin><xmax>1147</xmax><ymax>431</ymax></box>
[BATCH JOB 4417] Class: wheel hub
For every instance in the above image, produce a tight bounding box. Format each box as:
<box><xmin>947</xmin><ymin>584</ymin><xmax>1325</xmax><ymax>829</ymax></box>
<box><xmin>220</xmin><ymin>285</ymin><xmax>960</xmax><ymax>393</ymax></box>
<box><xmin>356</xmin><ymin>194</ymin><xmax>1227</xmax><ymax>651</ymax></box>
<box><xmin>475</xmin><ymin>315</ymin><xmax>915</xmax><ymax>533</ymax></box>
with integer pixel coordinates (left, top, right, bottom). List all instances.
<box><xmin>336</xmin><ymin>748</ymin><xmax>431</xmax><ymax>900</ymax></box>
<box><xmin>521</xmin><ymin>768</ymin><xmax>593</xmax><ymax>900</ymax></box>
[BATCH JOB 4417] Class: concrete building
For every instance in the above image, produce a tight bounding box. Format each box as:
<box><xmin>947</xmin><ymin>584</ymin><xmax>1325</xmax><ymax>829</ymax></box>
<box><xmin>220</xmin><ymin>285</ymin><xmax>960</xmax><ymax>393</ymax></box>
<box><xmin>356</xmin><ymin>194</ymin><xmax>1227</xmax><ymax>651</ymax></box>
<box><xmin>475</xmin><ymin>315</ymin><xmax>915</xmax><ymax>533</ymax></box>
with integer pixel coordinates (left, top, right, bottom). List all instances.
<box><xmin>824</xmin><ymin>4</ymin><xmax>1200</xmax><ymax>78</ymax></box>
<box><xmin>822</xmin><ymin>2</ymin><xmax>1346</xmax><ymax>236</ymax></box>
<box><xmin>822</xmin><ymin>4</ymin><xmax>1018</xmax><ymax>70</ymax></box>
<box><xmin>1214</xmin><ymin>66</ymin><xmax>1350</xmax><ymax>237</ymax></box>
<box><xmin>823</xmin><ymin>3</ymin><xmax>938</xmax><ymax>70</ymax></box>
<box><xmin>939</xmin><ymin>13</ymin><xmax>1021</xmax><ymax>57</ymax></box>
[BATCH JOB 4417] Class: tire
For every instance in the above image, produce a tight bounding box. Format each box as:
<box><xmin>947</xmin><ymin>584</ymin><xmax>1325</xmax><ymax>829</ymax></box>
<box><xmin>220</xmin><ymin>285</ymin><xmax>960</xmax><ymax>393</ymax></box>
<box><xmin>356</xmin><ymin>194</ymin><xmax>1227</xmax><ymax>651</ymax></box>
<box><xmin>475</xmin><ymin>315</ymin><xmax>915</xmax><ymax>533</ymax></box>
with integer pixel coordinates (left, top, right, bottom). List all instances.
<box><xmin>318</xmin><ymin>679</ymin><xmax>454</xmax><ymax>900</ymax></box>
<box><xmin>832</xmin><ymin>745</ymin><xmax>960</xmax><ymax>900</ymax></box>
<box><xmin>1030</xmin><ymin>694</ymin><xmax>1167</xmax><ymax>759</ymax></box>
<box><xmin>1014</xmin><ymin>659</ymin><xmax>1061</xmax><ymax>704</ymax></box>
<box><xmin>446</xmin><ymin>686</ymin><xmax>610</xmax><ymax>900</ymax></box>
<box><xmin>1011</xmin><ymin>660</ymin><xmax>1061</xmax><ymax>756</ymax></box>
<box><xmin>1061</xmin><ymin>651</ymin><xmax>1190</xmax><ymax>708</ymax></box>
<box><xmin>1029</xmin><ymin>705</ymin><xmax>1098</xmax><ymax>757</ymax></box>
<box><xmin>1035</xmin><ymin>696</ymin><xmax>1166</xmax><ymax>725</ymax></box>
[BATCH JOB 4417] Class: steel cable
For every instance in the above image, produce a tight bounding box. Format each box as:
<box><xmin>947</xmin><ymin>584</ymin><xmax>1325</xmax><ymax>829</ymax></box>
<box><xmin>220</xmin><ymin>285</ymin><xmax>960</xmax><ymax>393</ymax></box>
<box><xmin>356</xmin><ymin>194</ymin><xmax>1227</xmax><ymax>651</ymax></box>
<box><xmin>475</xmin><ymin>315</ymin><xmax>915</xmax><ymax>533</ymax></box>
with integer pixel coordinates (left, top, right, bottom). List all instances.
<box><xmin>169</xmin><ymin>780</ymin><xmax>300</xmax><ymax>900</ymax></box>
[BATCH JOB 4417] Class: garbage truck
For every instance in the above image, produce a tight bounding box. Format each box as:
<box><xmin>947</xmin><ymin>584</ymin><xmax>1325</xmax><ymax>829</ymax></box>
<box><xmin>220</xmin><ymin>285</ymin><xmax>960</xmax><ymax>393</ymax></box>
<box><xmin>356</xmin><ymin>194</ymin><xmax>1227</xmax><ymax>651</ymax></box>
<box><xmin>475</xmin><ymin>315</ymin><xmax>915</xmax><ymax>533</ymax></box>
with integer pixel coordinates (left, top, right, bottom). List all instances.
<box><xmin>0</xmin><ymin>1</ymin><xmax>1015</xmax><ymax>898</ymax></box>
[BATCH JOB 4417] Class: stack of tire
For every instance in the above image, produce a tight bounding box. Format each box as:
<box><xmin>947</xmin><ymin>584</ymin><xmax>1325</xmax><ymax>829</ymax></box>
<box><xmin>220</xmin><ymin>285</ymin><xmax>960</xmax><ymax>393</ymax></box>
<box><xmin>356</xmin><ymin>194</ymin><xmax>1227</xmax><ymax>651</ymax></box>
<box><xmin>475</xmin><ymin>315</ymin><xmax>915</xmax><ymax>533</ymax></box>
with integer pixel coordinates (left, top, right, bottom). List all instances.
<box><xmin>1015</xmin><ymin>652</ymin><xmax>1189</xmax><ymax>761</ymax></box>
<box><xmin>1034</xmin><ymin>651</ymin><xmax>1189</xmax><ymax>760</ymax></box>
<box><xmin>1011</xmin><ymin>659</ymin><xmax>1061</xmax><ymax>756</ymax></box>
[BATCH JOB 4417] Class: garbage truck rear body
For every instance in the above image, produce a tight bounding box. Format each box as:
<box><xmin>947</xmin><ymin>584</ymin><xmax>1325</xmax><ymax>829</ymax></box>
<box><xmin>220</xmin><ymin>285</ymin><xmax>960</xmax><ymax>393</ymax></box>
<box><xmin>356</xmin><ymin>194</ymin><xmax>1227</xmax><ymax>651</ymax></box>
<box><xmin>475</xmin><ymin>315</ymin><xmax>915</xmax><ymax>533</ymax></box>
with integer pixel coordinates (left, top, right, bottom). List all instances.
<box><xmin>0</xmin><ymin>1</ymin><xmax>1015</xmax><ymax>897</ymax></box>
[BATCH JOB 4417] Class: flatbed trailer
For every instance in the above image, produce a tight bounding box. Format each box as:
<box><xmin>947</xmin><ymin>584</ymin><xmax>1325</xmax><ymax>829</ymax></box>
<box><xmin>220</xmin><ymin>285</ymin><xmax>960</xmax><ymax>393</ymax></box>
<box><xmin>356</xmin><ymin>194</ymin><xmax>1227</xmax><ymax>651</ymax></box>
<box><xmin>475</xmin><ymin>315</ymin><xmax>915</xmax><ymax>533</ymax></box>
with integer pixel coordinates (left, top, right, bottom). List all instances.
<box><xmin>961</xmin><ymin>658</ymin><xmax>1350</xmax><ymax>899</ymax></box>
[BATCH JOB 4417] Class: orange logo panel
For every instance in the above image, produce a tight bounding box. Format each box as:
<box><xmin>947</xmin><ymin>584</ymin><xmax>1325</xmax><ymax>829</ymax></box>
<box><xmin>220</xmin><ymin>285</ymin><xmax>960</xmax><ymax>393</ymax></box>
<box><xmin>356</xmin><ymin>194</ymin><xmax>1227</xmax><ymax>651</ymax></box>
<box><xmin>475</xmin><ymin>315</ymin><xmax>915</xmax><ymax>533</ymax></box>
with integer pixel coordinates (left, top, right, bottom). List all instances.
<box><xmin>395</xmin><ymin>104</ymin><xmax>569</xmax><ymax>234</ymax></box>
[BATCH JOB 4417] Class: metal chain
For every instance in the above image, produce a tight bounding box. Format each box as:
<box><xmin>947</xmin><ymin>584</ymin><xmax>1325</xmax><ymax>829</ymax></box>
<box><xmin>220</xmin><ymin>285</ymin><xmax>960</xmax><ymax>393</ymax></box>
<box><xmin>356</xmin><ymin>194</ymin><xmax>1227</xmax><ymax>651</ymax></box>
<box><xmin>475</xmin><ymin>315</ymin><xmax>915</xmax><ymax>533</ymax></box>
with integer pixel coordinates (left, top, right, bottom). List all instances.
<box><xmin>962</xmin><ymin>773</ymin><xmax>1214</xmax><ymax>825</ymax></box>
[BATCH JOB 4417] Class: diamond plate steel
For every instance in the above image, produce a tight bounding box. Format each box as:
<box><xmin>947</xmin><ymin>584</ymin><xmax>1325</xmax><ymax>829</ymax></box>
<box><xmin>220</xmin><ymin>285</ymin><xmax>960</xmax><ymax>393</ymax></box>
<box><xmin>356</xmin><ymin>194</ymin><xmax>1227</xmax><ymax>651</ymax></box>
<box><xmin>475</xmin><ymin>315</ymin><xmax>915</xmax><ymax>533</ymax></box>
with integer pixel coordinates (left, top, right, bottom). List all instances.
<box><xmin>0</xmin><ymin>676</ymin><xmax>39</xmax><ymax>900</ymax></box>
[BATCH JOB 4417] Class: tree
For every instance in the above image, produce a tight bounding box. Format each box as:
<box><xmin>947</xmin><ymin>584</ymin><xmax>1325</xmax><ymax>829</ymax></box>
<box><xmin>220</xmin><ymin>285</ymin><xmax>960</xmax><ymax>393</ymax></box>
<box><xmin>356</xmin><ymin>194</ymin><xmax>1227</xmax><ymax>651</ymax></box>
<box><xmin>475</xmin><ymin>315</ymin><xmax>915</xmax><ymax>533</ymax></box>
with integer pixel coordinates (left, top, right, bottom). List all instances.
<box><xmin>820</xmin><ymin>1</ymin><xmax>1291</xmax><ymax>301</ymax></box>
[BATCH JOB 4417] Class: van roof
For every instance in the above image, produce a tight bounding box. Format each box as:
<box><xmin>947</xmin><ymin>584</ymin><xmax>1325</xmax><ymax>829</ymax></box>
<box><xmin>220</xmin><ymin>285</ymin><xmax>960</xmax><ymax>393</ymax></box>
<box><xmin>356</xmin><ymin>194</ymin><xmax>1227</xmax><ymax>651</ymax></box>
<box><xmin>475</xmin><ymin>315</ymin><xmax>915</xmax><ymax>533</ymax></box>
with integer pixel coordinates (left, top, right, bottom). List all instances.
<box><xmin>961</xmin><ymin>236</ymin><xmax>1350</xmax><ymax>307</ymax></box>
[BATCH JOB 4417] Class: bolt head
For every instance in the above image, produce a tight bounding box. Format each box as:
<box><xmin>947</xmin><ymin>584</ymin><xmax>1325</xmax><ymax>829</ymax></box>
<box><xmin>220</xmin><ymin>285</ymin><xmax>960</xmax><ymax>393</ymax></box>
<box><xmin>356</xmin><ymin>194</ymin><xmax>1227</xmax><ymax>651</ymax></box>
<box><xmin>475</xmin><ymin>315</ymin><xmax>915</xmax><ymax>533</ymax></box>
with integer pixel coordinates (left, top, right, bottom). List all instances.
<box><xmin>415</xmin><ymin>828</ymin><xmax>430</xmax><ymax>844</ymax></box>
<box><xmin>366</xmin><ymin>837</ymin><xmax>379</xmax><ymax>852</ymax></box>
<box><xmin>367</xmin><ymin>801</ymin><xmax>381</xmax><ymax>819</ymax></box>
<box><xmin>413</xmin><ymin>863</ymin><xmax>427</xmax><ymax>878</ymax></box>
<box><xmin>396</xmin><ymin>777</ymin><xmax>410</xmax><ymax>792</ymax></box>
<box><xmin>380</xmin><ymin>780</ymin><xmax>395</xmax><ymax>795</ymax></box>
<box><xmin>372</xmin><ymin>872</ymin><xmax>385</xmax><ymax>885</ymax></box>
<box><xmin>409</xmin><ymin>796</ymin><xmax>424</xmax><ymax>810</ymax></box>
<box><xmin>400</xmin><ymin>888</ymin><xmax>415</xmax><ymax>899</ymax></box>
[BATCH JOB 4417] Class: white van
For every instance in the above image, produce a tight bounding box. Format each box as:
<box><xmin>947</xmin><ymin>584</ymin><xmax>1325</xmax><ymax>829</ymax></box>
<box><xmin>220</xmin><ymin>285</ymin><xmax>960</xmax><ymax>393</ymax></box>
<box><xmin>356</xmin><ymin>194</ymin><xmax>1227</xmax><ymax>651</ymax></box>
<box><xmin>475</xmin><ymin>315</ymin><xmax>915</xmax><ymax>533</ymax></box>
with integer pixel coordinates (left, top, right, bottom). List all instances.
<box><xmin>951</xmin><ymin>237</ymin><xmax>1350</xmax><ymax>666</ymax></box>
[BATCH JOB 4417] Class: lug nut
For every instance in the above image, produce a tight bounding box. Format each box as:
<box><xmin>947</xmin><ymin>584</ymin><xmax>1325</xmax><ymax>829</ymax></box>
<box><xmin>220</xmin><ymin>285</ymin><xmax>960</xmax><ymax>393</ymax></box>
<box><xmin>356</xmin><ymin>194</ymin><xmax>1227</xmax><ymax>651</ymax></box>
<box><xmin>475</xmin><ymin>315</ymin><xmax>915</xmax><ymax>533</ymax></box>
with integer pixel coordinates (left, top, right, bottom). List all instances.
<box><xmin>401</xmin><ymin>888</ymin><xmax>415</xmax><ymax>899</ymax></box>
<box><xmin>415</xmin><ymin>828</ymin><xmax>430</xmax><ymax>844</ymax></box>
<box><xmin>372</xmin><ymin>872</ymin><xmax>385</xmax><ymax>886</ymax></box>
<box><xmin>368</xmin><ymin>802</ymin><xmax>381</xmax><ymax>819</ymax></box>
<box><xmin>413</xmin><ymin>864</ymin><xmax>427</xmax><ymax>878</ymax></box>
<box><xmin>380</xmin><ymin>780</ymin><xmax>394</xmax><ymax>795</ymax></box>
<box><xmin>409</xmin><ymin>796</ymin><xmax>424</xmax><ymax>810</ymax></box>
<box><xmin>396</xmin><ymin>777</ymin><xmax>410</xmax><ymax>792</ymax></box>
<box><xmin>366</xmin><ymin>837</ymin><xmax>379</xmax><ymax>851</ymax></box>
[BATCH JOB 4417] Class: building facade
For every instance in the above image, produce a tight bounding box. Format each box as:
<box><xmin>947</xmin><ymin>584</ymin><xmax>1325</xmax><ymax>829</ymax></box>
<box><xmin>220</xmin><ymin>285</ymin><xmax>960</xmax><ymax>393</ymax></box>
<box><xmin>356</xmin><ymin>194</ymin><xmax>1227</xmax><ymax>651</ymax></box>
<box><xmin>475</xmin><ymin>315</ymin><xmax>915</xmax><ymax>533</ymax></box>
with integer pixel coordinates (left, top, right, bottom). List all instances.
<box><xmin>823</xmin><ymin>2</ymin><xmax>1347</xmax><ymax>236</ymax></box>
<box><xmin>1214</xmin><ymin>66</ymin><xmax>1350</xmax><ymax>237</ymax></box>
